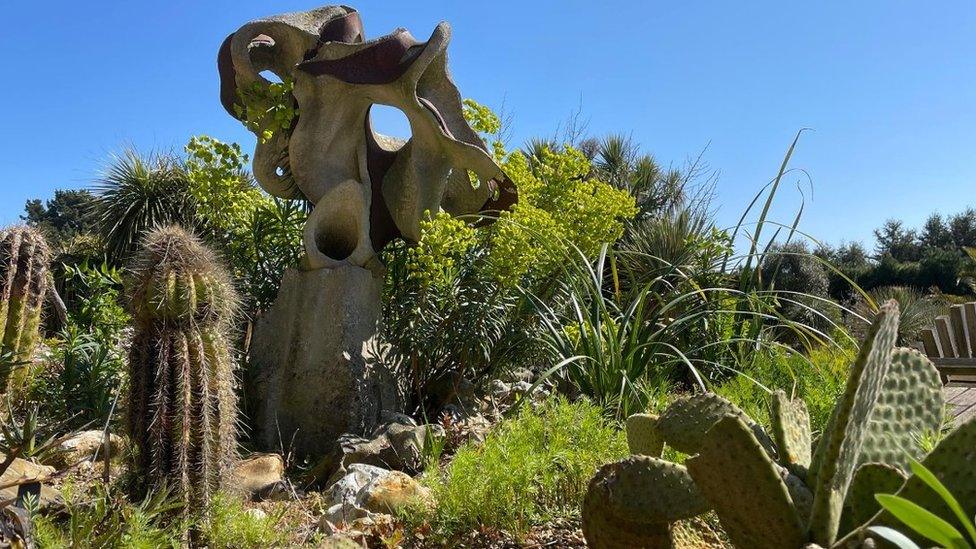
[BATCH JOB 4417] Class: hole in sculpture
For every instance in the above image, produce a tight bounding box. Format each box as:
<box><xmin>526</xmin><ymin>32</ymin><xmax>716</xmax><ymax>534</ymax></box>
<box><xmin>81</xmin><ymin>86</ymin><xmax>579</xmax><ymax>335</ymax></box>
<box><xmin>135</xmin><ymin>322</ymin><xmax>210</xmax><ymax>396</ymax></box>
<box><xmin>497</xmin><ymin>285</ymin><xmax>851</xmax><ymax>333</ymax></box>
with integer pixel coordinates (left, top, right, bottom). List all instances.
<box><xmin>312</xmin><ymin>201</ymin><xmax>362</xmax><ymax>262</ymax></box>
<box><xmin>369</xmin><ymin>104</ymin><xmax>411</xmax><ymax>141</ymax></box>
<box><xmin>259</xmin><ymin>70</ymin><xmax>283</xmax><ymax>84</ymax></box>
<box><xmin>315</xmin><ymin>230</ymin><xmax>357</xmax><ymax>262</ymax></box>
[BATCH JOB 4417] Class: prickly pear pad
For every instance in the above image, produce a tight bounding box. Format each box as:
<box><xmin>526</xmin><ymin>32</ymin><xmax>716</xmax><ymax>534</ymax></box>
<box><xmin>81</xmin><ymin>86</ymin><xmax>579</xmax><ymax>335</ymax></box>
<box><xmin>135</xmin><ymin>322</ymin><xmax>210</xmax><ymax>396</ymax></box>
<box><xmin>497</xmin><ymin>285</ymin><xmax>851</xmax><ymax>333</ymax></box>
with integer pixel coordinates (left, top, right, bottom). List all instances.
<box><xmin>808</xmin><ymin>300</ymin><xmax>899</xmax><ymax>546</ymax></box>
<box><xmin>858</xmin><ymin>348</ymin><xmax>944</xmax><ymax>471</ymax></box>
<box><xmin>687</xmin><ymin>414</ymin><xmax>806</xmax><ymax>549</ymax></box>
<box><xmin>771</xmin><ymin>390</ymin><xmax>812</xmax><ymax>478</ymax></box>
<box><xmin>625</xmin><ymin>413</ymin><xmax>664</xmax><ymax>457</ymax></box>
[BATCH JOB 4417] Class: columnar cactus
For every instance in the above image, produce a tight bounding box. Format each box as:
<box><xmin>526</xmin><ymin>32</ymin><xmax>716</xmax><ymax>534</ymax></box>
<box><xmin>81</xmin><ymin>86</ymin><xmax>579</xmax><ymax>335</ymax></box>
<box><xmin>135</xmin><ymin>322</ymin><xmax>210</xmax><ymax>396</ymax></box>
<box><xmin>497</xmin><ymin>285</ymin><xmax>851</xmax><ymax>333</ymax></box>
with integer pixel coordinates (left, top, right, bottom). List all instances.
<box><xmin>126</xmin><ymin>226</ymin><xmax>239</xmax><ymax>509</ymax></box>
<box><xmin>0</xmin><ymin>225</ymin><xmax>51</xmax><ymax>391</ymax></box>
<box><xmin>582</xmin><ymin>301</ymin><xmax>972</xmax><ymax>549</ymax></box>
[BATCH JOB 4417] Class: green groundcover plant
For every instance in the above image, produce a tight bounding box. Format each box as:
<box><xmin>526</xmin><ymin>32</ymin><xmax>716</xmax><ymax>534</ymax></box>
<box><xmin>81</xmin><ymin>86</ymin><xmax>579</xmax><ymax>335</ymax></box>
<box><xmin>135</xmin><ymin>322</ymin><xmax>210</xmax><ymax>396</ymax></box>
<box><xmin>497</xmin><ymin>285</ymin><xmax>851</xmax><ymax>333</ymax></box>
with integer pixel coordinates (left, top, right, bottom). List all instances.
<box><xmin>402</xmin><ymin>397</ymin><xmax>628</xmax><ymax>541</ymax></box>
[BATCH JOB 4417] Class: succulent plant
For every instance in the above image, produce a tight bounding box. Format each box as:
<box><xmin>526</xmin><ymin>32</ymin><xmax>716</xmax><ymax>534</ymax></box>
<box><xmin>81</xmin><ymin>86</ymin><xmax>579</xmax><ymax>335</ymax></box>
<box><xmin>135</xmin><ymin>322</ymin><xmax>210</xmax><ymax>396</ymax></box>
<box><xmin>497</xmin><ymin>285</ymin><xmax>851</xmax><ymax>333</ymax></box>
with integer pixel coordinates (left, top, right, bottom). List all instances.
<box><xmin>582</xmin><ymin>300</ymin><xmax>970</xmax><ymax>549</ymax></box>
<box><xmin>583</xmin><ymin>455</ymin><xmax>708</xmax><ymax>549</ymax></box>
<box><xmin>624</xmin><ymin>413</ymin><xmax>663</xmax><ymax>457</ymax></box>
<box><xmin>771</xmin><ymin>389</ymin><xmax>812</xmax><ymax>479</ymax></box>
<box><xmin>126</xmin><ymin>226</ymin><xmax>238</xmax><ymax>509</ymax></box>
<box><xmin>0</xmin><ymin>225</ymin><xmax>51</xmax><ymax>392</ymax></box>
<box><xmin>687</xmin><ymin>414</ymin><xmax>807</xmax><ymax>548</ymax></box>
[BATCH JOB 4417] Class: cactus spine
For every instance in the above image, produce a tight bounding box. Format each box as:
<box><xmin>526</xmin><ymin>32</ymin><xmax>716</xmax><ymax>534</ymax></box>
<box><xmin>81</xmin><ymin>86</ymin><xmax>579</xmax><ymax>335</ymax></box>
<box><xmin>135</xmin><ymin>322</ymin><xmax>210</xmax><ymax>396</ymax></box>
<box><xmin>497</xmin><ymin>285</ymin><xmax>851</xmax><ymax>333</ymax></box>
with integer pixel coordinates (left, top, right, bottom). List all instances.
<box><xmin>0</xmin><ymin>225</ymin><xmax>51</xmax><ymax>391</ymax></box>
<box><xmin>126</xmin><ymin>226</ymin><xmax>238</xmax><ymax>509</ymax></box>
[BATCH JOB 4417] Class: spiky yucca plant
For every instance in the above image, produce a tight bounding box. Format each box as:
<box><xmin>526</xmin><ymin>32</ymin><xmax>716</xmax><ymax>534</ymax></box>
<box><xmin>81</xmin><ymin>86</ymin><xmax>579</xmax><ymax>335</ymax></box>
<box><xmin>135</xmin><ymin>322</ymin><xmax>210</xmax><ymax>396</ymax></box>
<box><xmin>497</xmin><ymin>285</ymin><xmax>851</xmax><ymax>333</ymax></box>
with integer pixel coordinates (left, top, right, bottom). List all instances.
<box><xmin>853</xmin><ymin>285</ymin><xmax>946</xmax><ymax>346</ymax></box>
<box><xmin>94</xmin><ymin>149</ymin><xmax>196</xmax><ymax>263</ymax></box>
<box><xmin>126</xmin><ymin>226</ymin><xmax>238</xmax><ymax>509</ymax></box>
<box><xmin>0</xmin><ymin>225</ymin><xmax>51</xmax><ymax>391</ymax></box>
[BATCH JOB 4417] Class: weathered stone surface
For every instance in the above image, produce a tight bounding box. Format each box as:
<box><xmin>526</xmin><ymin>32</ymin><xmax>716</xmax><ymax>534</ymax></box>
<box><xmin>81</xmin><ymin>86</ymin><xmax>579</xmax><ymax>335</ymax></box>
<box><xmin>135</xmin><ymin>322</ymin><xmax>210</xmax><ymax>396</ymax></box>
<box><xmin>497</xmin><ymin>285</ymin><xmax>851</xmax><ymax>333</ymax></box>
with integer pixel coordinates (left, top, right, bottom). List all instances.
<box><xmin>490</xmin><ymin>379</ymin><xmax>547</xmax><ymax>409</ymax></box>
<box><xmin>47</xmin><ymin>430</ymin><xmax>123</xmax><ymax>467</ymax></box>
<box><xmin>249</xmin><ymin>266</ymin><xmax>399</xmax><ymax>458</ymax></box>
<box><xmin>229</xmin><ymin>453</ymin><xmax>285</xmax><ymax>498</ymax></box>
<box><xmin>219</xmin><ymin>6</ymin><xmax>518</xmax><ymax>269</ymax></box>
<box><xmin>312</xmin><ymin>420</ymin><xmax>443</xmax><ymax>484</ymax></box>
<box><xmin>360</xmin><ymin>470</ymin><xmax>431</xmax><ymax>515</ymax></box>
<box><xmin>0</xmin><ymin>457</ymin><xmax>62</xmax><ymax>510</ymax></box>
<box><xmin>319</xmin><ymin>464</ymin><xmax>428</xmax><ymax>528</ymax></box>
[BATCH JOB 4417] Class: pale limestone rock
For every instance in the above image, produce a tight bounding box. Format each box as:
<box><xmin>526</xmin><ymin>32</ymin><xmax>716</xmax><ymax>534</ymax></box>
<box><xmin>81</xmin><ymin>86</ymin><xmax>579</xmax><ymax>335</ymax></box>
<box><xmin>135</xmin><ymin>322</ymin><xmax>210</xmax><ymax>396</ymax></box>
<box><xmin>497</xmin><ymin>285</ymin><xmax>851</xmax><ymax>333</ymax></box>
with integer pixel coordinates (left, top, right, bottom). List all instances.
<box><xmin>319</xmin><ymin>464</ymin><xmax>429</xmax><ymax>528</ymax></box>
<box><xmin>0</xmin><ymin>457</ymin><xmax>62</xmax><ymax>509</ymax></box>
<box><xmin>49</xmin><ymin>430</ymin><xmax>123</xmax><ymax>467</ymax></box>
<box><xmin>229</xmin><ymin>453</ymin><xmax>285</xmax><ymax>498</ymax></box>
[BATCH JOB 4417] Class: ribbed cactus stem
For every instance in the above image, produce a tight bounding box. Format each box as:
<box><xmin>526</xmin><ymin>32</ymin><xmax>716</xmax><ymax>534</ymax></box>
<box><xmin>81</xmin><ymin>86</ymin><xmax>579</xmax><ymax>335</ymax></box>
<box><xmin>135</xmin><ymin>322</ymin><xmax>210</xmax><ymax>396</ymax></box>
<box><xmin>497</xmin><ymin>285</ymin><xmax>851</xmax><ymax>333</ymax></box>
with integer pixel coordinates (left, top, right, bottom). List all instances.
<box><xmin>126</xmin><ymin>226</ymin><xmax>238</xmax><ymax>510</ymax></box>
<box><xmin>0</xmin><ymin>225</ymin><xmax>50</xmax><ymax>391</ymax></box>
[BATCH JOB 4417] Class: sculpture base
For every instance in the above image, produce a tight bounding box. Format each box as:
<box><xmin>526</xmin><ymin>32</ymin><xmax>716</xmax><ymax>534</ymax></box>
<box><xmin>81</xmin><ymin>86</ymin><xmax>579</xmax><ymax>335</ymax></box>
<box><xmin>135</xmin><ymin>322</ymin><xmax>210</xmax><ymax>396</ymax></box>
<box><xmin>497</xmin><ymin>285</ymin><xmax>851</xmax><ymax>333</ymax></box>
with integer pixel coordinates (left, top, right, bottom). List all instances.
<box><xmin>248</xmin><ymin>266</ymin><xmax>398</xmax><ymax>459</ymax></box>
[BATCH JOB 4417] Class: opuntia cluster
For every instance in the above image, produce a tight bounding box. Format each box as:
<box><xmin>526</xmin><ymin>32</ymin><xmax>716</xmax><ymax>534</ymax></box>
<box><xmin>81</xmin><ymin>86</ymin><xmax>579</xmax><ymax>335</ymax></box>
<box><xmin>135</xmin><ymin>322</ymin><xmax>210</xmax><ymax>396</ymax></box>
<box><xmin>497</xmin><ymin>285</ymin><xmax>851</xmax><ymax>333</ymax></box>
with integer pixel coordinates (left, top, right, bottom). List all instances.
<box><xmin>584</xmin><ymin>301</ymin><xmax>974</xmax><ymax>549</ymax></box>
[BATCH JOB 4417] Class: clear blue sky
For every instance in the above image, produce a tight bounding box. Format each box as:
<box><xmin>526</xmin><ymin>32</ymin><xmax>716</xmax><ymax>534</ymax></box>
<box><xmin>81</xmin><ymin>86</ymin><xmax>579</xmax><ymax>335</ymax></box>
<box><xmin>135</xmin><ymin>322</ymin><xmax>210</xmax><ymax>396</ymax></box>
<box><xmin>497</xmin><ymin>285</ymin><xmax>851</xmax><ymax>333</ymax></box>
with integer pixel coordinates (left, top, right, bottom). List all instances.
<box><xmin>3</xmin><ymin>1</ymin><xmax>974</xmax><ymax>250</ymax></box>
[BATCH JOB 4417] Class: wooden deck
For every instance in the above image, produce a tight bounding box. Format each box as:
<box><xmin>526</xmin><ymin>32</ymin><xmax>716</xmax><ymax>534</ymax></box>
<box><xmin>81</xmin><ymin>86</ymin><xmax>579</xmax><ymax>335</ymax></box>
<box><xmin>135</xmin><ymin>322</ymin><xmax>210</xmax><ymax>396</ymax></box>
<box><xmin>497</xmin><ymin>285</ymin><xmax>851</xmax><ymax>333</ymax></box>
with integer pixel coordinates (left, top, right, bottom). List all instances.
<box><xmin>945</xmin><ymin>383</ymin><xmax>976</xmax><ymax>424</ymax></box>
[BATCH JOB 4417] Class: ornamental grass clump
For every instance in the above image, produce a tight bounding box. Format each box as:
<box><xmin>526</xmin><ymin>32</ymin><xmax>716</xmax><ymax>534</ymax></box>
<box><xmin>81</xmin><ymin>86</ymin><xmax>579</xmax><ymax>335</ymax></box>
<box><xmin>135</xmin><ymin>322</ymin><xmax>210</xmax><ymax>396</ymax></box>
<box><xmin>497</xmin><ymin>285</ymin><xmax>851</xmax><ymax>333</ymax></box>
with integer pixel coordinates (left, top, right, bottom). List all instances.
<box><xmin>126</xmin><ymin>225</ymin><xmax>239</xmax><ymax>510</ymax></box>
<box><xmin>0</xmin><ymin>225</ymin><xmax>51</xmax><ymax>392</ymax></box>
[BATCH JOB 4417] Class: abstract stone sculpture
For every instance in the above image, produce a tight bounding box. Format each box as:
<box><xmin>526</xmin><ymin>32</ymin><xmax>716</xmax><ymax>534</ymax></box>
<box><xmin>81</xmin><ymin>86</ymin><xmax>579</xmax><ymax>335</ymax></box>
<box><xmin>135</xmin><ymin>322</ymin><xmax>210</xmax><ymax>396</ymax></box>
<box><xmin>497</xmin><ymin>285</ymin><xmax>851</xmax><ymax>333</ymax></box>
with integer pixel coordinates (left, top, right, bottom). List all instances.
<box><xmin>219</xmin><ymin>6</ymin><xmax>516</xmax><ymax>457</ymax></box>
<box><xmin>218</xmin><ymin>5</ymin><xmax>517</xmax><ymax>269</ymax></box>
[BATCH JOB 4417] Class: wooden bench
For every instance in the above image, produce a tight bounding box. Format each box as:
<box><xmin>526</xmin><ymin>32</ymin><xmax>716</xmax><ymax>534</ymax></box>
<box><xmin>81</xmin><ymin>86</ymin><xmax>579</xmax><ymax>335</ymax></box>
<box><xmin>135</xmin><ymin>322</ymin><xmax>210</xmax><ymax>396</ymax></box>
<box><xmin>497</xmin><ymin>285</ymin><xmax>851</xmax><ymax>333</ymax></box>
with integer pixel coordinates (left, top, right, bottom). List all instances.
<box><xmin>918</xmin><ymin>302</ymin><xmax>976</xmax><ymax>384</ymax></box>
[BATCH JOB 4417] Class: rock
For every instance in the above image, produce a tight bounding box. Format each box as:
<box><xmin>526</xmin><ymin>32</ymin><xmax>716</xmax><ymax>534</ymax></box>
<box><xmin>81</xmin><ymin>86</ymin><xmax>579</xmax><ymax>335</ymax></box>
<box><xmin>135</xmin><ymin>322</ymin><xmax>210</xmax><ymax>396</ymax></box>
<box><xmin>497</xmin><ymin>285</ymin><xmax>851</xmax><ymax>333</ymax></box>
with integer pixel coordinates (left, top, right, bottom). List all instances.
<box><xmin>320</xmin><ymin>464</ymin><xmax>429</xmax><ymax>528</ymax></box>
<box><xmin>245</xmin><ymin>508</ymin><xmax>267</xmax><ymax>520</ymax></box>
<box><xmin>312</xmin><ymin>422</ymin><xmax>444</xmax><ymax>484</ymax></box>
<box><xmin>489</xmin><ymin>379</ymin><xmax>511</xmax><ymax>398</ymax></box>
<box><xmin>382</xmin><ymin>422</ymin><xmax>435</xmax><ymax>471</ymax></box>
<box><xmin>257</xmin><ymin>480</ymin><xmax>300</xmax><ymax>501</ymax></box>
<box><xmin>360</xmin><ymin>470</ymin><xmax>431</xmax><ymax>515</ymax></box>
<box><xmin>0</xmin><ymin>457</ymin><xmax>62</xmax><ymax>510</ymax></box>
<box><xmin>249</xmin><ymin>266</ymin><xmax>401</xmax><ymax>459</ymax></box>
<box><xmin>458</xmin><ymin>414</ymin><xmax>493</xmax><ymax>445</ymax></box>
<box><xmin>316</xmin><ymin>537</ymin><xmax>362</xmax><ymax>548</ymax></box>
<box><xmin>490</xmin><ymin>379</ymin><xmax>547</xmax><ymax>408</ymax></box>
<box><xmin>378</xmin><ymin>410</ymin><xmax>416</xmax><ymax>427</ymax></box>
<box><xmin>229</xmin><ymin>453</ymin><xmax>285</xmax><ymax>499</ymax></box>
<box><xmin>506</xmin><ymin>368</ymin><xmax>536</xmax><ymax>384</ymax></box>
<box><xmin>322</xmin><ymin>464</ymin><xmax>386</xmax><ymax>527</ymax></box>
<box><xmin>48</xmin><ymin>430</ymin><xmax>123</xmax><ymax>467</ymax></box>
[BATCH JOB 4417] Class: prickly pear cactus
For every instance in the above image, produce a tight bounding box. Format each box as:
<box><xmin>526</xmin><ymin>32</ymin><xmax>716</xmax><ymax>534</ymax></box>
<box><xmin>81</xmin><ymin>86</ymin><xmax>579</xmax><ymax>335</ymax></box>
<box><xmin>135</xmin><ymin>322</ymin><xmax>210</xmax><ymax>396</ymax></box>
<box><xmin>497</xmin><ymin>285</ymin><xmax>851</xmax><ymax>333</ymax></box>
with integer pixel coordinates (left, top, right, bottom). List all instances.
<box><xmin>126</xmin><ymin>226</ymin><xmax>238</xmax><ymax>509</ymax></box>
<box><xmin>778</xmin><ymin>463</ymin><xmax>814</xmax><ymax>523</ymax></box>
<box><xmin>857</xmin><ymin>347</ymin><xmax>944</xmax><ymax>471</ymax></box>
<box><xmin>582</xmin><ymin>456</ymin><xmax>709</xmax><ymax>549</ymax></box>
<box><xmin>0</xmin><ymin>225</ymin><xmax>50</xmax><ymax>390</ymax></box>
<box><xmin>840</xmin><ymin>462</ymin><xmax>906</xmax><ymax>535</ymax></box>
<box><xmin>771</xmin><ymin>390</ymin><xmax>812</xmax><ymax>479</ymax></box>
<box><xmin>686</xmin><ymin>414</ymin><xmax>806</xmax><ymax>549</ymax></box>
<box><xmin>869</xmin><ymin>416</ymin><xmax>976</xmax><ymax>543</ymax></box>
<box><xmin>625</xmin><ymin>413</ymin><xmax>663</xmax><ymax>457</ymax></box>
<box><xmin>808</xmin><ymin>300</ymin><xmax>899</xmax><ymax>546</ymax></box>
<box><xmin>656</xmin><ymin>393</ymin><xmax>772</xmax><ymax>455</ymax></box>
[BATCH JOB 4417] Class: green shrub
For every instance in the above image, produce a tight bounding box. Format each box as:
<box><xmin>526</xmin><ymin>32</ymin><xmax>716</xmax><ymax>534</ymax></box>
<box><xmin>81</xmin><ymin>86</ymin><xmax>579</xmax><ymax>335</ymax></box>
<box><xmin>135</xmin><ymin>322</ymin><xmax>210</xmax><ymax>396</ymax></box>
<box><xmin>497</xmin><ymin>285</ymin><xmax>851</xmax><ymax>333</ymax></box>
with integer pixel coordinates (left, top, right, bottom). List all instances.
<box><xmin>33</xmin><ymin>483</ymin><xmax>182</xmax><ymax>548</ymax></box>
<box><xmin>716</xmin><ymin>339</ymin><xmax>855</xmax><ymax>433</ymax></box>
<box><xmin>406</xmin><ymin>398</ymin><xmax>628</xmax><ymax>541</ymax></box>
<box><xmin>34</xmin><ymin>488</ymin><xmax>288</xmax><ymax>549</ymax></box>
<box><xmin>54</xmin><ymin>326</ymin><xmax>125</xmax><ymax>427</ymax></box>
<box><xmin>26</xmin><ymin>262</ymin><xmax>128</xmax><ymax>429</ymax></box>
<box><xmin>198</xmin><ymin>492</ymin><xmax>289</xmax><ymax>549</ymax></box>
